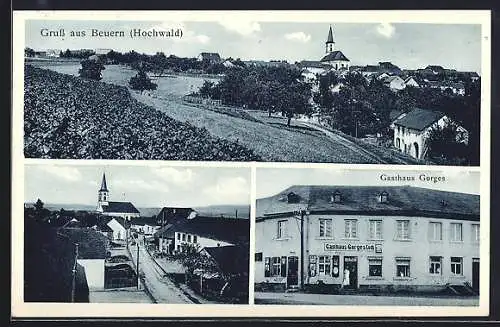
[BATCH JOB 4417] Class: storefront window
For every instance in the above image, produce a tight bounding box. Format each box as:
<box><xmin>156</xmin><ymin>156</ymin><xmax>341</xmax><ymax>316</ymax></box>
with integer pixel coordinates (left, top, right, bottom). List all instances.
<box><xmin>396</xmin><ymin>220</ymin><xmax>410</xmax><ymax>240</ymax></box>
<box><xmin>450</xmin><ymin>223</ymin><xmax>463</xmax><ymax>242</ymax></box>
<box><xmin>451</xmin><ymin>257</ymin><xmax>463</xmax><ymax>275</ymax></box>
<box><xmin>319</xmin><ymin>218</ymin><xmax>333</xmax><ymax>238</ymax></box>
<box><xmin>368</xmin><ymin>258</ymin><xmax>382</xmax><ymax>277</ymax></box>
<box><xmin>344</xmin><ymin>219</ymin><xmax>358</xmax><ymax>238</ymax></box>
<box><xmin>318</xmin><ymin>256</ymin><xmax>331</xmax><ymax>276</ymax></box>
<box><xmin>429</xmin><ymin>256</ymin><xmax>442</xmax><ymax>275</ymax></box>
<box><xmin>277</xmin><ymin>220</ymin><xmax>288</xmax><ymax>239</ymax></box>
<box><xmin>429</xmin><ymin>222</ymin><xmax>442</xmax><ymax>241</ymax></box>
<box><xmin>369</xmin><ymin>220</ymin><xmax>383</xmax><ymax>239</ymax></box>
<box><xmin>396</xmin><ymin>258</ymin><xmax>411</xmax><ymax>277</ymax></box>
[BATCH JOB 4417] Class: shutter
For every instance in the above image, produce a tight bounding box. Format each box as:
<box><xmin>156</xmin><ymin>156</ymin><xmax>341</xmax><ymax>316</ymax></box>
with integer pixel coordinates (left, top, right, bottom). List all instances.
<box><xmin>264</xmin><ymin>257</ymin><xmax>270</xmax><ymax>277</ymax></box>
<box><xmin>281</xmin><ymin>256</ymin><xmax>287</xmax><ymax>277</ymax></box>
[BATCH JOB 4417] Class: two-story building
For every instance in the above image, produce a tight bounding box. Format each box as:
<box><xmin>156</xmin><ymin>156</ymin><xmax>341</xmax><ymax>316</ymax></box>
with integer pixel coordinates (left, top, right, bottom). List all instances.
<box><xmin>255</xmin><ymin>185</ymin><xmax>480</xmax><ymax>294</ymax></box>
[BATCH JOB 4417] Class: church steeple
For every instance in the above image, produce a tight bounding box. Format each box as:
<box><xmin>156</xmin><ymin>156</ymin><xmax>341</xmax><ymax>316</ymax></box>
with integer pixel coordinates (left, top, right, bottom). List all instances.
<box><xmin>326</xmin><ymin>25</ymin><xmax>335</xmax><ymax>53</ymax></box>
<box><xmin>97</xmin><ymin>173</ymin><xmax>109</xmax><ymax>209</ymax></box>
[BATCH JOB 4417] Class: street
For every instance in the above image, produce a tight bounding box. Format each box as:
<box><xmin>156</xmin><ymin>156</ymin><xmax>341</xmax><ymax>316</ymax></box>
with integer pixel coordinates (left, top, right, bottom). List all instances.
<box><xmin>128</xmin><ymin>237</ymin><xmax>195</xmax><ymax>304</ymax></box>
<box><xmin>255</xmin><ymin>292</ymin><xmax>479</xmax><ymax>306</ymax></box>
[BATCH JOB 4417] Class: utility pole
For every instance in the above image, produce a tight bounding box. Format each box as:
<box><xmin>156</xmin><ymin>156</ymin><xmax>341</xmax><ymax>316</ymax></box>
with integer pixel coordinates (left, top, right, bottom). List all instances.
<box><xmin>71</xmin><ymin>243</ymin><xmax>79</xmax><ymax>302</ymax></box>
<box><xmin>300</xmin><ymin>210</ymin><xmax>305</xmax><ymax>290</ymax></box>
<box><xmin>136</xmin><ymin>241</ymin><xmax>140</xmax><ymax>290</ymax></box>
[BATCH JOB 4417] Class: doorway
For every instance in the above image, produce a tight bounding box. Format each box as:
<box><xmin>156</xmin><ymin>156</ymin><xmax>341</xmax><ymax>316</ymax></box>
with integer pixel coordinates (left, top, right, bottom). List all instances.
<box><xmin>472</xmin><ymin>258</ymin><xmax>479</xmax><ymax>293</ymax></box>
<box><xmin>287</xmin><ymin>256</ymin><xmax>299</xmax><ymax>287</ymax></box>
<box><xmin>343</xmin><ymin>256</ymin><xmax>358</xmax><ymax>289</ymax></box>
<box><xmin>413</xmin><ymin>142</ymin><xmax>419</xmax><ymax>159</ymax></box>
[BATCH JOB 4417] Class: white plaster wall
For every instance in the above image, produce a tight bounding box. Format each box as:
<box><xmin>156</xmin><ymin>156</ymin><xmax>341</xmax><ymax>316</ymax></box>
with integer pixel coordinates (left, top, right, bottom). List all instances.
<box><xmin>78</xmin><ymin>259</ymin><xmax>105</xmax><ymax>290</ymax></box>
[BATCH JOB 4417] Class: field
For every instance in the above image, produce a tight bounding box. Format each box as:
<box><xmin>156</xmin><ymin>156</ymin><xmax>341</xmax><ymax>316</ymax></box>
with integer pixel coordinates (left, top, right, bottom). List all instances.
<box><xmin>26</xmin><ymin>60</ymin><xmax>409</xmax><ymax>163</ymax></box>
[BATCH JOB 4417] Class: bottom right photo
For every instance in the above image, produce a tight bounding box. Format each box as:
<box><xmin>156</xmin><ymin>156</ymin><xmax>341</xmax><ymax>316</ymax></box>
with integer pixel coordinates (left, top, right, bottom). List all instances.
<box><xmin>254</xmin><ymin>167</ymin><xmax>482</xmax><ymax>306</ymax></box>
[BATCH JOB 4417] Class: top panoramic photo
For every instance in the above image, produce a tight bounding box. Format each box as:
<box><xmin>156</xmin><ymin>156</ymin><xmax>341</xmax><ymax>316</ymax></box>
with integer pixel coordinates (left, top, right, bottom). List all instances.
<box><xmin>22</xmin><ymin>17</ymin><xmax>485</xmax><ymax>165</ymax></box>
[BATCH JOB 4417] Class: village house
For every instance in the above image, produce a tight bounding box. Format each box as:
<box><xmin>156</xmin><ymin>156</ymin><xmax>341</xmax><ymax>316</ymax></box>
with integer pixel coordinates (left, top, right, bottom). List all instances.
<box><xmin>255</xmin><ymin>185</ymin><xmax>480</xmax><ymax>295</ymax></box>
<box><xmin>59</xmin><ymin>228</ymin><xmax>110</xmax><ymax>290</ymax></box>
<box><xmin>404</xmin><ymin>76</ymin><xmax>420</xmax><ymax>88</ymax></box>
<box><xmin>382</xmin><ymin>75</ymin><xmax>406</xmax><ymax>92</ymax></box>
<box><xmin>105</xmin><ymin>216</ymin><xmax>131</xmax><ymax>241</ymax></box>
<box><xmin>197</xmin><ymin>52</ymin><xmax>222</xmax><ymax>64</ymax></box>
<box><xmin>154</xmin><ymin>215</ymin><xmax>249</xmax><ymax>255</ymax></box>
<box><xmin>130</xmin><ymin>216</ymin><xmax>160</xmax><ymax>235</ymax></box>
<box><xmin>391</xmin><ymin>108</ymin><xmax>468</xmax><ymax>160</ymax></box>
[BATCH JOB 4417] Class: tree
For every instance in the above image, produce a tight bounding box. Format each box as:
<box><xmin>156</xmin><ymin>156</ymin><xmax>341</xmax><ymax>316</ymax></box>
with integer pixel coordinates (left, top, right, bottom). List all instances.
<box><xmin>129</xmin><ymin>69</ymin><xmax>158</xmax><ymax>91</ymax></box>
<box><xmin>79</xmin><ymin>58</ymin><xmax>105</xmax><ymax>81</ymax></box>
<box><xmin>426</xmin><ymin>118</ymin><xmax>469</xmax><ymax>164</ymax></box>
<box><xmin>24</xmin><ymin>47</ymin><xmax>35</xmax><ymax>57</ymax></box>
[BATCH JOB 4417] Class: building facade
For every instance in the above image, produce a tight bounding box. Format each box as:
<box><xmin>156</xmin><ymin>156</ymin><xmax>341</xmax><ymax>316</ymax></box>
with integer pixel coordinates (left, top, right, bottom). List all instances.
<box><xmin>255</xmin><ymin>185</ymin><xmax>480</xmax><ymax>294</ymax></box>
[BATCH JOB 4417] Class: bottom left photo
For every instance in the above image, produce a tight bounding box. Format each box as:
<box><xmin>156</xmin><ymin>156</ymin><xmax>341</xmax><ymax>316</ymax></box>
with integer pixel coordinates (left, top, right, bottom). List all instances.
<box><xmin>21</xmin><ymin>162</ymin><xmax>251</xmax><ymax>304</ymax></box>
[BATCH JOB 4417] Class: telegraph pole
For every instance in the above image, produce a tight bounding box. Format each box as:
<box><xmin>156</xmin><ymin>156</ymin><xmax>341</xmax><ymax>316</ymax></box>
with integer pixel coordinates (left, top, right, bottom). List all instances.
<box><xmin>71</xmin><ymin>243</ymin><xmax>79</xmax><ymax>302</ymax></box>
<box><xmin>300</xmin><ymin>210</ymin><xmax>305</xmax><ymax>290</ymax></box>
<box><xmin>136</xmin><ymin>237</ymin><xmax>140</xmax><ymax>290</ymax></box>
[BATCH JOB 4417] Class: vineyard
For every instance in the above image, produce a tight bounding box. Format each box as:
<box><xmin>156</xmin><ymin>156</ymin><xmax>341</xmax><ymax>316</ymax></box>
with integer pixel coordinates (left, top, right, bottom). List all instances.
<box><xmin>24</xmin><ymin>65</ymin><xmax>261</xmax><ymax>161</ymax></box>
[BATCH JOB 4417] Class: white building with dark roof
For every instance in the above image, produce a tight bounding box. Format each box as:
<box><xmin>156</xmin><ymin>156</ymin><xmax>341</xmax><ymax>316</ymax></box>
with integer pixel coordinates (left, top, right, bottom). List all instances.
<box><xmin>255</xmin><ymin>185</ymin><xmax>480</xmax><ymax>295</ymax></box>
<box><xmin>95</xmin><ymin>173</ymin><xmax>141</xmax><ymax>220</ymax></box>
<box><xmin>319</xmin><ymin>26</ymin><xmax>350</xmax><ymax>70</ymax></box>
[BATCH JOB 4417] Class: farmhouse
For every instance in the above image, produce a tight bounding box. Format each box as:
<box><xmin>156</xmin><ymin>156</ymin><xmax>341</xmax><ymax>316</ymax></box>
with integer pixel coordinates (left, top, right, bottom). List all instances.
<box><xmin>105</xmin><ymin>216</ymin><xmax>131</xmax><ymax>241</ymax></box>
<box><xmin>130</xmin><ymin>216</ymin><xmax>160</xmax><ymax>235</ymax></box>
<box><xmin>198</xmin><ymin>52</ymin><xmax>222</xmax><ymax>63</ymax></box>
<box><xmin>154</xmin><ymin>215</ymin><xmax>249</xmax><ymax>254</ymax></box>
<box><xmin>254</xmin><ymin>185</ymin><xmax>480</xmax><ymax>295</ymax></box>
<box><xmin>392</xmin><ymin>108</ymin><xmax>448</xmax><ymax>160</ymax></box>
<box><xmin>95</xmin><ymin>173</ymin><xmax>141</xmax><ymax>220</ymax></box>
<box><xmin>404</xmin><ymin>76</ymin><xmax>420</xmax><ymax>88</ymax></box>
<box><xmin>382</xmin><ymin>75</ymin><xmax>406</xmax><ymax>91</ymax></box>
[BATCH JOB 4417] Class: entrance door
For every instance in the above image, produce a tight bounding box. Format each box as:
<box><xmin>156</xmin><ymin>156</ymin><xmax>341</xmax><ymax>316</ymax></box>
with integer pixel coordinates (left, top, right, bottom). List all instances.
<box><xmin>287</xmin><ymin>256</ymin><xmax>299</xmax><ymax>287</ymax></box>
<box><xmin>343</xmin><ymin>256</ymin><xmax>358</xmax><ymax>289</ymax></box>
<box><xmin>472</xmin><ymin>258</ymin><xmax>480</xmax><ymax>292</ymax></box>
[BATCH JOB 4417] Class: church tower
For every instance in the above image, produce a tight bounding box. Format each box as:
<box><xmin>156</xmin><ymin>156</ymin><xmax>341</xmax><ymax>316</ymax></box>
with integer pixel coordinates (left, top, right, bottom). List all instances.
<box><xmin>98</xmin><ymin>172</ymin><xmax>109</xmax><ymax>208</ymax></box>
<box><xmin>326</xmin><ymin>25</ymin><xmax>335</xmax><ymax>53</ymax></box>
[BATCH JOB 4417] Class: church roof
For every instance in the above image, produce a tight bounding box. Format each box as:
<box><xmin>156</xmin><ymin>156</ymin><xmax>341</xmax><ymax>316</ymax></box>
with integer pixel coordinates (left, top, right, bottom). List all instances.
<box><xmin>321</xmin><ymin>51</ymin><xmax>350</xmax><ymax>62</ymax></box>
<box><xmin>99</xmin><ymin>173</ymin><xmax>108</xmax><ymax>192</ymax></box>
<box><xmin>102</xmin><ymin>201</ymin><xmax>140</xmax><ymax>214</ymax></box>
<box><xmin>326</xmin><ymin>26</ymin><xmax>334</xmax><ymax>43</ymax></box>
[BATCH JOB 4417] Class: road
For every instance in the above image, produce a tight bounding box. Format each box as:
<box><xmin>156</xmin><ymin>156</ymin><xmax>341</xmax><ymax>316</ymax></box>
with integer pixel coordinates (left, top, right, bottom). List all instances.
<box><xmin>129</xmin><ymin>238</ymin><xmax>194</xmax><ymax>304</ymax></box>
<box><xmin>255</xmin><ymin>292</ymin><xmax>479</xmax><ymax>306</ymax></box>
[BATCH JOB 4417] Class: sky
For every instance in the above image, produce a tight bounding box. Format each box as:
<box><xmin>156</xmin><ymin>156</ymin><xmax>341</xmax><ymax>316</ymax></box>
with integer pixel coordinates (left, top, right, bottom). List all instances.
<box><xmin>25</xmin><ymin>20</ymin><xmax>481</xmax><ymax>72</ymax></box>
<box><xmin>256</xmin><ymin>168</ymin><xmax>480</xmax><ymax>198</ymax></box>
<box><xmin>24</xmin><ymin>164</ymin><xmax>250</xmax><ymax>208</ymax></box>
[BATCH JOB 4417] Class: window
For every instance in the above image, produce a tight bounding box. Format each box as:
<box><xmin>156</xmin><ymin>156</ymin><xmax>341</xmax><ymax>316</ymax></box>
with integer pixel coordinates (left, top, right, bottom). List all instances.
<box><xmin>177</xmin><ymin>233</ymin><xmax>181</xmax><ymax>240</ymax></box>
<box><xmin>318</xmin><ymin>256</ymin><xmax>331</xmax><ymax>276</ymax></box>
<box><xmin>277</xmin><ymin>220</ymin><xmax>288</xmax><ymax>239</ymax></box>
<box><xmin>429</xmin><ymin>256</ymin><xmax>442</xmax><ymax>275</ymax></box>
<box><xmin>176</xmin><ymin>245</ymin><xmax>180</xmax><ymax>251</ymax></box>
<box><xmin>369</xmin><ymin>220</ymin><xmax>383</xmax><ymax>239</ymax></box>
<box><xmin>472</xmin><ymin>224</ymin><xmax>480</xmax><ymax>242</ymax></box>
<box><xmin>193</xmin><ymin>235</ymin><xmax>197</xmax><ymax>243</ymax></box>
<box><xmin>429</xmin><ymin>222</ymin><xmax>443</xmax><ymax>241</ymax></box>
<box><xmin>396</xmin><ymin>258</ymin><xmax>411</xmax><ymax>277</ymax></box>
<box><xmin>255</xmin><ymin>252</ymin><xmax>263</xmax><ymax>262</ymax></box>
<box><xmin>182</xmin><ymin>233</ymin><xmax>186</xmax><ymax>242</ymax></box>
<box><xmin>187</xmin><ymin>235</ymin><xmax>192</xmax><ymax>243</ymax></box>
<box><xmin>450</xmin><ymin>223</ymin><xmax>463</xmax><ymax>242</ymax></box>
<box><xmin>264</xmin><ymin>257</ymin><xmax>270</xmax><ymax>277</ymax></box>
<box><xmin>344</xmin><ymin>219</ymin><xmax>358</xmax><ymax>238</ymax></box>
<box><xmin>396</xmin><ymin>220</ymin><xmax>410</xmax><ymax>240</ymax></box>
<box><xmin>379</xmin><ymin>191</ymin><xmax>388</xmax><ymax>203</ymax></box>
<box><xmin>368</xmin><ymin>257</ymin><xmax>383</xmax><ymax>277</ymax></box>
<box><xmin>319</xmin><ymin>219</ymin><xmax>333</xmax><ymax>238</ymax></box>
<box><xmin>332</xmin><ymin>191</ymin><xmax>342</xmax><ymax>203</ymax></box>
<box><xmin>271</xmin><ymin>257</ymin><xmax>281</xmax><ymax>276</ymax></box>
<box><xmin>451</xmin><ymin>257</ymin><xmax>463</xmax><ymax>275</ymax></box>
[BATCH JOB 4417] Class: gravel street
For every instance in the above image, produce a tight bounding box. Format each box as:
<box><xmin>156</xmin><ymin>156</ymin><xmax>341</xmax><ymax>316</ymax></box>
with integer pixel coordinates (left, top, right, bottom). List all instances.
<box><xmin>129</xmin><ymin>238</ymin><xmax>194</xmax><ymax>304</ymax></box>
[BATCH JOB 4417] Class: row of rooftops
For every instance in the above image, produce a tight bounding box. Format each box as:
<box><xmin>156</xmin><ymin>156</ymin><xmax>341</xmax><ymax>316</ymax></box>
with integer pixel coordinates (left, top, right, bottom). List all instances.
<box><xmin>256</xmin><ymin>185</ymin><xmax>479</xmax><ymax>221</ymax></box>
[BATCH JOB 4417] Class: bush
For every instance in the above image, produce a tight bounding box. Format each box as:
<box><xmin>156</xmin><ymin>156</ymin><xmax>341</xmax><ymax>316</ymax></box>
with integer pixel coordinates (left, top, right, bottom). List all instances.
<box><xmin>79</xmin><ymin>59</ymin><xmax>105</xmax><ymax>81</ymax></box>
<box><xmin>129</xmin><ymin>69</ymin><xmax>157</xmax><ymax>91</ymax></box>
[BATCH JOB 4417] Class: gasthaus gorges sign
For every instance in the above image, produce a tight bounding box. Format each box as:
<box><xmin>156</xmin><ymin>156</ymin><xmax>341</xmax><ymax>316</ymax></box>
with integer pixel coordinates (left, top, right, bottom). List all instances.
<box><xmin>324</xmin><ymin>243</ymin><xmax>383</xmax><ymax>253</ymax></box>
